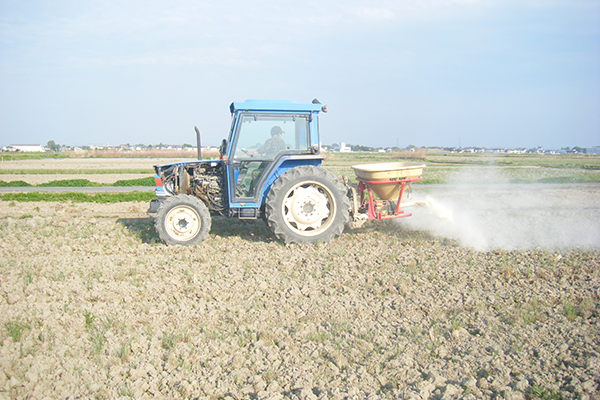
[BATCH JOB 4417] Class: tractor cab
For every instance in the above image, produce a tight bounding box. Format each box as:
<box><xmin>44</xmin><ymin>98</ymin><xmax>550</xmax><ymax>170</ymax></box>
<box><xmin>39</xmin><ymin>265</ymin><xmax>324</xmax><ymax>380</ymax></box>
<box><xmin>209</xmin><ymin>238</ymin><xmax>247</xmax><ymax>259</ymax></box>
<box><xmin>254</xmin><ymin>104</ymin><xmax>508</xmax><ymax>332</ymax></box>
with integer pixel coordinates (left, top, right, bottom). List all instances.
<box><xmin>224</xmin><ymin>100</ymin><xmax>326</xmax><ymax>217</ymax></box>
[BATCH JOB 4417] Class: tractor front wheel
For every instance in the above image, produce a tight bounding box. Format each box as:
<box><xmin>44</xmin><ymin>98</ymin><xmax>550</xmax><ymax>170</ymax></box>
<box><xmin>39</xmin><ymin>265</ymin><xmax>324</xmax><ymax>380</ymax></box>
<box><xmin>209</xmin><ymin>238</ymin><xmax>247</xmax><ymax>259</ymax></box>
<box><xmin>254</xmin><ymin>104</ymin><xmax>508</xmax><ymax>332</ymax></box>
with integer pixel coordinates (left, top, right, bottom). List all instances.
<box><xmin>155</xmin><ymin>195</ymin><xmax>211</xmax><ymax>245</ymax></box>
<box><xmin>265</xmin><ymin>166</ymin><xmax>350</xmax><ymax>244</ymax></box>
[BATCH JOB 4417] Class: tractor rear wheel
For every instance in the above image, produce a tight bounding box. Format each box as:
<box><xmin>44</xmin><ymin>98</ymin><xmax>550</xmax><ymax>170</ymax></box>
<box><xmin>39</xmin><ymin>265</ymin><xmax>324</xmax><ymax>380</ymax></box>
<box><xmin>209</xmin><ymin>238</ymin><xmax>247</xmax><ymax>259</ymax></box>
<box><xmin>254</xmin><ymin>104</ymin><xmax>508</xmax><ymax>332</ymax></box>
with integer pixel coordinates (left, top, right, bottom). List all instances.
<box><xmin>265</xmin><ymin>166</ymin><xmax>350</xmax><ymax>244</ymax></box>
<box><xmin>155</xmin><ymin>195</ymin><xmax>211</xmax><ymax>245</ymax></box>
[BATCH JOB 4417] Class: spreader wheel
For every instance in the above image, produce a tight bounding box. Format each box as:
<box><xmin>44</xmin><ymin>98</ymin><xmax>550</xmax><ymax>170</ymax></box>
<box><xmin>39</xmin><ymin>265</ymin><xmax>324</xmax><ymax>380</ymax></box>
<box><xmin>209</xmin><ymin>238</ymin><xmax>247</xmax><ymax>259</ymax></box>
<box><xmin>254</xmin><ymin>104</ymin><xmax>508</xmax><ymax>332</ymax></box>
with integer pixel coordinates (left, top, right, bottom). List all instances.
<box><xmin>265</xmin><ymin>166</ymin><xmax>350</xmax><ymax>244</ymax></box>
<box><xmin>155</xmin><ymin>195</ymin><xmax>211</xmax><ymax>245</ymax></box>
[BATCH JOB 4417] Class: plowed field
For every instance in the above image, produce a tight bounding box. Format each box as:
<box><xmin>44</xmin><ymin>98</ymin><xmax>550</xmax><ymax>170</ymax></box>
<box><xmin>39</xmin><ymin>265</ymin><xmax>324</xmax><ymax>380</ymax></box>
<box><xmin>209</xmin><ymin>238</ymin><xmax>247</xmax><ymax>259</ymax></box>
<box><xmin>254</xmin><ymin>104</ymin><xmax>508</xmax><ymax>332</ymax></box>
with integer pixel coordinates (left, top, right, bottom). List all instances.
<box><xmin>1</xmin><ymin>190</ymin><xmax>599</xmax><ymax>399</ymax></box>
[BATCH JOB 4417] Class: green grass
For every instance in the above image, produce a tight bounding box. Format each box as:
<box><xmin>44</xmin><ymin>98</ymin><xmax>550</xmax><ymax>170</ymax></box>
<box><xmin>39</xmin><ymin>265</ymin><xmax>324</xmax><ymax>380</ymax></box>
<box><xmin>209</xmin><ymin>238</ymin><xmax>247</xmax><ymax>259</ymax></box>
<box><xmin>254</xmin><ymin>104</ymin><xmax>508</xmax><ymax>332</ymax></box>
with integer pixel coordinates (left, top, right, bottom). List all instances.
<box><xmin>111</xmin><ymin>177</ymin><xmax>154</xmax><ymax>186</ymax></box>
<box><xmin>0</xmin><ymin>180</ymin><xmax>32</xmax><ymax>187</ymax></box>
<box><xmin>0</xmin><ymin>153</ymin><xmax>67</xmax><ymax>161</ymax></box>
<box><xmin>37</xmin><ymin>179</ymin><xmax>102</xmax><ymax>187</ymax></box>
<box><xmin>527</xmin><ymin>385</ymin><xmax>566</xmax><ymax>399</ymax></box>
<box><xmin>84</xmin><ymin>311</ymin><xmax>96</xmax><ymax>330</ymax></box>
<box><xmin>161</xmin><ymin>331</ymin><xmax>177</xmax><ymax>350</ymax></box>
<box><xmin>4</xmin><ymin>320</ymin><xmax>30</xmax><ymax>342</ymax></box>
<box><xmin>0</xmin><ymin>192</ymin><xmax>155</xmax><ymax>203</ymax></box>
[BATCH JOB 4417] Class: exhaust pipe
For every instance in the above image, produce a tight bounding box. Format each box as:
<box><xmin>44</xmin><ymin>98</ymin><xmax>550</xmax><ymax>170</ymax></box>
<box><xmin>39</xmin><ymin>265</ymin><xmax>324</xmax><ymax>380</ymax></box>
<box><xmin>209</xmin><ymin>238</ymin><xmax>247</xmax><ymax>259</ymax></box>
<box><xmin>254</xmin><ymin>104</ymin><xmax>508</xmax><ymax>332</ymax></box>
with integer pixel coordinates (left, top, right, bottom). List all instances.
<box><xmin>194</xmin><ymin>126</ymin><xmax>202</xmax><ymax>159</ymax></box>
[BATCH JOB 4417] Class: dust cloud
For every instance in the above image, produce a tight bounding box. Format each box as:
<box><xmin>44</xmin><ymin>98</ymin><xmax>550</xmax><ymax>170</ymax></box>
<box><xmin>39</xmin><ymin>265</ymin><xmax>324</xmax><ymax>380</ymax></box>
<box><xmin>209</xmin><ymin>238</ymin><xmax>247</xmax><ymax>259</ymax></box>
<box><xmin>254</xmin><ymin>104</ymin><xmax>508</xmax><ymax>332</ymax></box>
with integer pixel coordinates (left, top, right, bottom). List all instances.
<box><xmin>400</xmin><ymin>178</ymin><xmax>600</xmax><ymax>251</ymax></box>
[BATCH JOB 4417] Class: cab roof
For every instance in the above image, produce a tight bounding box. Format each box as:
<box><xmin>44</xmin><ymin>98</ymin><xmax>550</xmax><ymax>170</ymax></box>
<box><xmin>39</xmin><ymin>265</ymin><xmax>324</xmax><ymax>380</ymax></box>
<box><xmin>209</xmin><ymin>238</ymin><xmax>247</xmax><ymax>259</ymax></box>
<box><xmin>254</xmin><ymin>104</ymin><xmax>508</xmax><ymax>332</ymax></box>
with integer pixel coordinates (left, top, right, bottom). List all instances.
<box><xmin>230</xmin><ymin>99</ymin><xmax>323</xmax><ymax>114</ymax></box>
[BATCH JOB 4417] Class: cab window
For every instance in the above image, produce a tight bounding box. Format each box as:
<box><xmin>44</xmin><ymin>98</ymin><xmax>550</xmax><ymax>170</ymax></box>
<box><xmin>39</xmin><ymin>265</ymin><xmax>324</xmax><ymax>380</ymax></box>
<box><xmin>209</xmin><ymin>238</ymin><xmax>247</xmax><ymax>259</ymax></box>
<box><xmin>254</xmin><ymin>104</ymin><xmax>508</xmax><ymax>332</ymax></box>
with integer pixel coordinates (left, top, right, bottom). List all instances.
<box><xmin>230</xmin><ymin>113</ymin><xmax>310</xmax><ymax>200</ymax></box>
<box><xmin>232</xmin><ymin>114</ymin><xmax>310</xmax><ymax>161</ymax></box>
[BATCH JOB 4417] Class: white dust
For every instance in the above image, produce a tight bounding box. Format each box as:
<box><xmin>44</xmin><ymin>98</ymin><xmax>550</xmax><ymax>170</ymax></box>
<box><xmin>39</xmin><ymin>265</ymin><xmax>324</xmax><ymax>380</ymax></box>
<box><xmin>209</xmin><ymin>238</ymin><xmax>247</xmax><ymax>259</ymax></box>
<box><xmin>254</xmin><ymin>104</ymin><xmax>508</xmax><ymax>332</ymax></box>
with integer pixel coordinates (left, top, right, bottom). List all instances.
<box><xmin>399</xmin><ymin>171</ymin><xmax>600</xmax><ymax>251</ymax></box>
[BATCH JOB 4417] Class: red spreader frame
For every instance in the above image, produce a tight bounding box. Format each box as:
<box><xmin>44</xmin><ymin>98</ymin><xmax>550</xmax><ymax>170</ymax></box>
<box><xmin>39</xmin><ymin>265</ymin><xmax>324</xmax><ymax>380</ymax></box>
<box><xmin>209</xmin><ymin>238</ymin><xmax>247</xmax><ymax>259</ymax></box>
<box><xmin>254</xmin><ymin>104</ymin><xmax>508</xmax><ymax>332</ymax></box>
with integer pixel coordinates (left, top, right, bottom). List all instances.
<box><xmin>356</xmin><ymin>176</ymin><xmax>422</xmax><ymax>220</ymax></box>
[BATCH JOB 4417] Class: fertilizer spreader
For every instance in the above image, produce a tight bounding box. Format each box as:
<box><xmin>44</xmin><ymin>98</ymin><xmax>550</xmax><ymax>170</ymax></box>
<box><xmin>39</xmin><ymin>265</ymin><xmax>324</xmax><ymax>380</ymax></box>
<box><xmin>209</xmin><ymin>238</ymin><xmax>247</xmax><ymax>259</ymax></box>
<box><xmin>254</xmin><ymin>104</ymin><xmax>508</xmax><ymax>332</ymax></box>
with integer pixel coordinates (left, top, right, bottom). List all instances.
<box><xmin>345</xmin><ymin>162</ymin><xmax>425</xmax><ymax>228</ymax></box>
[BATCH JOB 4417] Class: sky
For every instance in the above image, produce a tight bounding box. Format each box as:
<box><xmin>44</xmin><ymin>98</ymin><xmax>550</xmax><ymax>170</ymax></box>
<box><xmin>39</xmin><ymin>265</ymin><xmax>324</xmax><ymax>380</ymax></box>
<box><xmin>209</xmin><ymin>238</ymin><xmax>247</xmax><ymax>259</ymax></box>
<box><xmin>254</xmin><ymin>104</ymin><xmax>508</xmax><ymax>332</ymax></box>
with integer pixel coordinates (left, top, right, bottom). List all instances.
<box><xmin>1</xmin><ymin>0</ymin><xmax>599</xmax><ymax>150</ymax></box>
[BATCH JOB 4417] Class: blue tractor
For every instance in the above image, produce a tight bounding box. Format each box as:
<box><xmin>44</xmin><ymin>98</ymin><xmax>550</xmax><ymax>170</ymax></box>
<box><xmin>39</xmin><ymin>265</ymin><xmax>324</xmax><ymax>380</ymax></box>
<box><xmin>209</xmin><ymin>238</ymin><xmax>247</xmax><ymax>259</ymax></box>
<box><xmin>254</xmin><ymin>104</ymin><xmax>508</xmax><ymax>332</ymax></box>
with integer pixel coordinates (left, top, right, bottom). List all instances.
<box><xmin>150</xmin><ymin>99</ymin><xmax>352</xmax><ymax>245</ymax></box>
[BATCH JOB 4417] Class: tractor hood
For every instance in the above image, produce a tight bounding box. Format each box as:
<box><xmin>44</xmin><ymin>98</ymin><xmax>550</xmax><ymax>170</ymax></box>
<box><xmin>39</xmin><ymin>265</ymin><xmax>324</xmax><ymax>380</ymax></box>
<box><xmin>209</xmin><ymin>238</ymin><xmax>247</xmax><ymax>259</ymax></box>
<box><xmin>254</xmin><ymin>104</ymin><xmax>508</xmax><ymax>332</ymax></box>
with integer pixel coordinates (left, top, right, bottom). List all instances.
<box><xmin>154</xmin><ymin>159</ymin><xmax>223</xmax><ymax>171</ymax></box>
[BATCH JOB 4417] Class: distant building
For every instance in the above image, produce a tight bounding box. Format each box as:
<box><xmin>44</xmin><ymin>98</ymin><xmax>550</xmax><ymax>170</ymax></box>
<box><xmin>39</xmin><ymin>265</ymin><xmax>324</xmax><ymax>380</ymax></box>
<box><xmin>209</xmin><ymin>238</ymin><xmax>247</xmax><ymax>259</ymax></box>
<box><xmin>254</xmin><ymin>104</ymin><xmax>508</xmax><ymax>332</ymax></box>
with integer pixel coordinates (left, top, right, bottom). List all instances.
<box><xmin>332</xmin><ymin>142</ymin><xmax>352</xmax><ymax>152</ymax></box>
<box><xmin>5</xmin><ymin>144</ymin><xmax>45</xmax><ymax>152</ymax></box>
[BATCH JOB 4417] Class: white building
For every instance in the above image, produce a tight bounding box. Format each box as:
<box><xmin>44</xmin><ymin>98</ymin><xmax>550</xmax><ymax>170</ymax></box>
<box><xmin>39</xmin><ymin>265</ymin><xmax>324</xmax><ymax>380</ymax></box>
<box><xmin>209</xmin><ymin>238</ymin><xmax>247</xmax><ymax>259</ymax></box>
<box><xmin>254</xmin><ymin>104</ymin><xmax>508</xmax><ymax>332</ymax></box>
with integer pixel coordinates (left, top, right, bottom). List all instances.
<box><xmin>5</xmin><ymin>144</ymin><xmax>45</xmax><ymax>152</ymax></box>
<box><xmin>332</xmin><ymin>142</ymin><xmax>352</xmax><ymax>152</ymax></box>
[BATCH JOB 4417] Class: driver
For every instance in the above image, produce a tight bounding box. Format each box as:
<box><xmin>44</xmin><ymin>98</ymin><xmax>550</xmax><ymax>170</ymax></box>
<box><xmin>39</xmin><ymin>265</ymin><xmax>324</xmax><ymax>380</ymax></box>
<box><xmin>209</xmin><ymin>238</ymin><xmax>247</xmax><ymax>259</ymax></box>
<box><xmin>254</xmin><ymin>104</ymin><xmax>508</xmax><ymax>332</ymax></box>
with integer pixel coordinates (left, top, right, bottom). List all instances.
<box><xmin>257</xmin><ymin>126</ymin><xmax>286</xmax><ymax>156</ymax></box>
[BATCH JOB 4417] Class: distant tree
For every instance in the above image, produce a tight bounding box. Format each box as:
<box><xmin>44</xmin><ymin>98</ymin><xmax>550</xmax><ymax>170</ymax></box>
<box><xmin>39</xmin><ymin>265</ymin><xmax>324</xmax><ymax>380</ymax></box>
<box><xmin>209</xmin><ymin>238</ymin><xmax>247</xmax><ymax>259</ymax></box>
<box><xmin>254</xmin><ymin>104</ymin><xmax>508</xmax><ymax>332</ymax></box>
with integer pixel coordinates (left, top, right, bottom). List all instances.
<box><xmin>46</xmin><ymin>140</ymin><xmax>60</xmax><ymax>152</ymax></box>
<box><xmin>351</xmin><ymin>144</ymin><xmax>374</xmax><ymax>152</ymax></box>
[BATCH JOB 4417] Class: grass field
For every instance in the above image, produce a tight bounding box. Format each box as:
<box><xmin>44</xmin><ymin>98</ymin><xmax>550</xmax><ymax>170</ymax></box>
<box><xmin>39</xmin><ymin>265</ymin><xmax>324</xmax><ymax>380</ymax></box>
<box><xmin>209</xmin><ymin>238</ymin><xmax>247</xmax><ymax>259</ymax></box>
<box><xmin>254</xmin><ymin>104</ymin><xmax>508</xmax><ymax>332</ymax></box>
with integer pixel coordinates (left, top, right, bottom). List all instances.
<box><xmin>1</xmin><ymin>150</ymin><xmax>599</xmax><ymax>189</ymax></box>
<box><xmin>323</xmin><ymin>151</ymin><xmax>600</xmax><ymax>184</ymax></box>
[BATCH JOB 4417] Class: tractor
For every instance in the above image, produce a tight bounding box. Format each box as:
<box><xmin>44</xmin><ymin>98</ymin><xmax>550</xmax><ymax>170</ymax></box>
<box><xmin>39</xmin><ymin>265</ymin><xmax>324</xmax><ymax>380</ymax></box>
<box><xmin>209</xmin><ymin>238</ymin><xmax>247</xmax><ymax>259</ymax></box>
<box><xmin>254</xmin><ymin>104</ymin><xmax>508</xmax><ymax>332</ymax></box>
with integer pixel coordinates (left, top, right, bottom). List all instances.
<box><xmin>149</xmin><ymin>99</ymin><xmax>425</xmax><ymax>245</ymax></box>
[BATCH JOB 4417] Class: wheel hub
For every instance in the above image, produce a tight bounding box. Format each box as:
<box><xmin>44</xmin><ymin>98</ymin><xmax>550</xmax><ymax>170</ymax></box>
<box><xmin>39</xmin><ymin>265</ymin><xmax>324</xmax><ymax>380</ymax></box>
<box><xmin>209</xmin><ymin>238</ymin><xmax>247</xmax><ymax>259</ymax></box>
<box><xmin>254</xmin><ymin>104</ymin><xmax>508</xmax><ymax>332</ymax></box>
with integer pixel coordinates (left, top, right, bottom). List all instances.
<box><xmin>284</xmin><ymin>184</ymin><xmax>332</xmax><ymax>232</ymax></box>
<box><xmin>177</xmin><ymin>217</ymin><xmax>190</xmax><ymax>231</ymax></box>
<box><xmin>165</xmin><ymin>206</ymin><xmax>200</xmax><ymax>239</ymax></box>
<box><xmin>302</xmin><ymin>202</ymin><xmax>314</xmax><ymax>214</ymax></box>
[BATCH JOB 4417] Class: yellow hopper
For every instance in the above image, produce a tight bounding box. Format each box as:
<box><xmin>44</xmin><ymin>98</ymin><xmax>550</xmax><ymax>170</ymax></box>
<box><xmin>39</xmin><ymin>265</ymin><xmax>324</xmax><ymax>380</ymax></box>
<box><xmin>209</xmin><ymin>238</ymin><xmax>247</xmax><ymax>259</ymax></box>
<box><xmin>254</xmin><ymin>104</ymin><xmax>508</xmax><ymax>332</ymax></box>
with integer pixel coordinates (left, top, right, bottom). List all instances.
<box><xmin>352</xmin><ymin>162</ymin><xmax>425</xmax><ymax>200</ymax></box>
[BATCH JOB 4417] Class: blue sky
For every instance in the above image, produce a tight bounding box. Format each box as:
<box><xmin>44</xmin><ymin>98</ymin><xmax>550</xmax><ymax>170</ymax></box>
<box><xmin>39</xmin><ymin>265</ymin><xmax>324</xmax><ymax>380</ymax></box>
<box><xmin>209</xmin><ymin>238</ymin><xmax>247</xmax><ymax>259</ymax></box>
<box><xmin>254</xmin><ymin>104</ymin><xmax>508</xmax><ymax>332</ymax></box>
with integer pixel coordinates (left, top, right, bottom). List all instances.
<box><xmin>1</xmin><ymin>0</ymin><xmax>598</xmax><ymax>149</ymax></box>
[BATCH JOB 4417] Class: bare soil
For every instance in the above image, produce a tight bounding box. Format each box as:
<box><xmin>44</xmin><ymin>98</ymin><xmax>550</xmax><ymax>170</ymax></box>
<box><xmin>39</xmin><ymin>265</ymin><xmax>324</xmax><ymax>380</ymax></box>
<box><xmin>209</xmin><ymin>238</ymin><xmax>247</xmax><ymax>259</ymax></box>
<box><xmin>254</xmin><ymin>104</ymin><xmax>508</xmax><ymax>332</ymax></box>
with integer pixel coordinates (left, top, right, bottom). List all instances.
<box><xmin>0</xmin><ymin>158</ymin><xmax>187</xmax><ymax>171</ymax></box>
<box><xmin>1</xmin><ymin>196</ymin><xmax>599</xmax><ymax>399</ymax></box>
